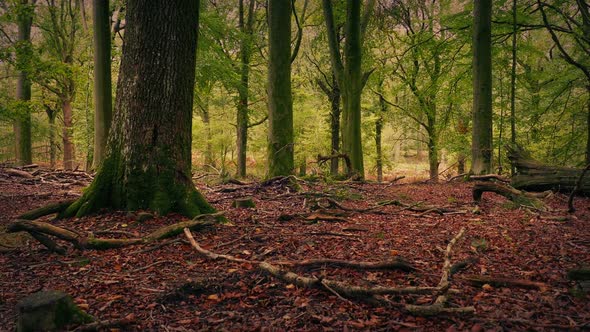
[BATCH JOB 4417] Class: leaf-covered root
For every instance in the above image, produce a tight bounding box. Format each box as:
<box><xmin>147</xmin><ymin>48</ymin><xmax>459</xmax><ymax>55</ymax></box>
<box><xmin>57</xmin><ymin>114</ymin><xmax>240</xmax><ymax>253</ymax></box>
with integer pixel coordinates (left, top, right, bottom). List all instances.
<box><xmin>7</xmin><ymin>214</ymin><xmax>220</xmax><ymax>252</ymax></box>
<box><xmin>472</xmin><ymin>181</ymin><xmax>548</xmax><ymax>211</ymax></box>
<box><xmin>18</xmin><ymin>200</ymin><xmax>77</xmax><ymax>220</ymax></box>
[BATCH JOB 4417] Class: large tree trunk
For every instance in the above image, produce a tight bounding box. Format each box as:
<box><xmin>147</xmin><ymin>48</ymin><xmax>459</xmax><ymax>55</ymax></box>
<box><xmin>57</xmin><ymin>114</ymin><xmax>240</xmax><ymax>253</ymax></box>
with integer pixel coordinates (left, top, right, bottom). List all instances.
<box><xmin>63</xmin><ymin>0</ymin><xmax>215</xmax><ymax>218</ymax></box>
<box><xmin>267</xmin><ymin>0</ymin><xmax>294</xmax><ymax>177</ymax></box>
<box><xmin>92</xmin><ymin>0</ymin><xmax>113</xmax><ymax>169</ymax></box>
<box><xmin>14</xmin><ymin>0</ymin><xmax>34</xmax><ymax>166</ymax></box>
<box><xmin>471</xmin><ymin>0</ymin><xmax>493</xmax><ymax>174</ymax></box>
<box><xmin>62</xmin><ymin>98</ymin><xmax>76</xmax><ymax>170</ymax></box>
<box><xmin>508</xmin><ymin>146</ymin><xmax>590</xmax><ymax>194</ymax></box>
<box><xmin>341</xmin><ymin>0</ymin><xmax>364</xmax><ymax>178</ymax></box>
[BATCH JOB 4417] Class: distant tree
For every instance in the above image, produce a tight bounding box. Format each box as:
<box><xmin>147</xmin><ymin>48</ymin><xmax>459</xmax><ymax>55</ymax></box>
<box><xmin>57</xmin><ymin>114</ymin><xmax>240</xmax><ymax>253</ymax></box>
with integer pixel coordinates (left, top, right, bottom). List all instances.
<box><xmin>472</xmin><ymin>0</ymin><xmax>493</xmax><ymax>174</ymax></box>
<box><xmin>63</xmin><ymin>0</ymin><xmax>216</xmax><ymax>218</ymax></box>
<box><xmin>267</xmin><ymin>0</ymin><xmax>294</xmax><ymax>177</ymax></box>
<box><xmin>322</xmin><ymin>0</ymin><xmax>375</xmax><ymax>179</ymax></box>
<box><xmin>36</xmin><ymin>0</ymin><xmax>81</xmax><ymax>170</ymax></box>
<box><xmin>91</xmin><ymin>0</ymin><xmax>112</xmax><ymax>169</ymax></box>
<box><xmin>536</xmin><ymin>0</ymin><xmax>590</xmax><ymax>164</ymax></box>
<box><xmin>14</xmin><ymin>0</ymin><xmax>37</xmax><ymax>166</ymax></box>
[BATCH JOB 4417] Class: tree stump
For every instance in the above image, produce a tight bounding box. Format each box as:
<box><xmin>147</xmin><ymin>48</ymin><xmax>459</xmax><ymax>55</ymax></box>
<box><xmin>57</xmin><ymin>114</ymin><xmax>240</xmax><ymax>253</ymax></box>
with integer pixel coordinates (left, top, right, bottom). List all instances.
<box><xmin>232</xmin><ymin>198</ymin><xmax>256</xmax><ymax>208</ymax></box>
<box><xmin>16</xmin><ymin>290</ymin><xmax>93</xmax><ymax>332</ymax></box>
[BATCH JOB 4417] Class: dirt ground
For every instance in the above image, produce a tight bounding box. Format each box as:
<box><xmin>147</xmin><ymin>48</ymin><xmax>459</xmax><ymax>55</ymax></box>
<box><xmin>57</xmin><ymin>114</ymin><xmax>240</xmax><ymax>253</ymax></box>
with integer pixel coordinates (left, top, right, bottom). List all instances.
<box><xmin>1</xmin><ymin>168</ymin><xmax>589</xmax><ymax>331</ymax></box>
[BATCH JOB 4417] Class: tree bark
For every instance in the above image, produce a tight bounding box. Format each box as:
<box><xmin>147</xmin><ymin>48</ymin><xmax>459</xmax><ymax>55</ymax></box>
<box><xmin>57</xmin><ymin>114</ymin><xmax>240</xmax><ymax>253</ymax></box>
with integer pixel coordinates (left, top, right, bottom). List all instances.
<box><xmin>472</xmin><ymin>0</ymin><xmax>493</xmax><ymax>174</ymax></box>
<box><xmin>267</xmin><ymin>0</ymin><xmax>294</xmax><ymax>177</ymax></box>
<box><xmin>510</xmin><ymin>0</ymin><xmax>517</xmax><ymax>175</ymax></box>
<box><xmin>92</xmin><ymin>0</ymin><xmax>113</xmax><ymax>169</ymax></box>
<box><xmin>375</xmin><ymin>115</ymin><xmax>383</xmax><ymax>182</ymax></box>
<box><xmin>62</xmin><ymin>0</ymin><xmax>216</xmax><ymax>218</ymax></box>
<box><xmin>45</xmin><ymin>105</ymin><xmax>57</xmax><ymax>168</ymax></box>
<box><xmin>14</xmin><ymin>0</ymin><xmax>34</xmax><ymax>166</ymax></box>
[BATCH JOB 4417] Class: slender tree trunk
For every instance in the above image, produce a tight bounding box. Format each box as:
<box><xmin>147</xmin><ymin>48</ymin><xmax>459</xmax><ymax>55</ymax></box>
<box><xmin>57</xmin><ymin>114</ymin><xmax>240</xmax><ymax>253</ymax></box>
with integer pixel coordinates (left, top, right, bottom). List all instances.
<box><xmin>201</xmin><ymin>98</ymin><xmax>214</xmax><ymax>168</ymax></box>
<box><xmin>375</xmin><ymin>115</ymin><xmax>383</xmax><ymax>182</ymax></box>
<box><xmin>472</xmin><ymin>0</ymin><xmax>493</xmax><ymax>174</ymax></box>
<box><xmin>92</xmin><ymin>0</ymin><xmax>113</xmax><ymax>169</ymax></box>
<box><xmin>330</xmin><ymin>75</ymin><xmax>341</xmax><ymax>176</ymax></box>
<box><xmin>14</xmin><ymin>0</ymin><xmax>34</xmax><ymax>166</ymax></box>
<box><xmin>85</xmin><ymin>79</ymin><xmax>93</xmax><ymax>171</ymax></box>
<box><xmin>236</xmin><ymin>0</ymin><xmax>255</xmax><ymax>178</ymax></box>
<box><xmin>510</xmin><ymin>0</ymin><xmax>517</xmax><ymax>175</ymax></box>
<box><xmin>63</xmin><ymin>0</ymin><xmax>215</xmax><ymax>218</ymax></box>
<box><xmin>587</xmin><ymin>85</ymin><xmax>590</xmax><ymax>164</ymax></box>
<box><xmin>267</xmin><ymin>0</ymin><xmax>294</xmax><ymax>177</ymax></box>
<box><xmin>45</xmin><ymin>106</ymin><xmax>57</xmax><ymax>169</ymax></box>
<box><xmin>427</xmin><ymin>115</ymin><xmax>439</xmax><ymax>182</ymax></box>
<box><xmin>62</xmin><ymin>98</ymin><xmax>75</xmax><ymax>170</ymax></box>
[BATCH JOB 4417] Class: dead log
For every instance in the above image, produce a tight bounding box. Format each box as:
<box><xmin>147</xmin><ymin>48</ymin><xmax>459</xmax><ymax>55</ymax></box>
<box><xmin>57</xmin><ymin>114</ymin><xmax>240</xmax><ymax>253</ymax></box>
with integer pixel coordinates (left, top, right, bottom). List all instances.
<box><xmin>472</xmin><ymin>182</ymin><xmax>547</xmax><ymax>210</ymax></box>
<box><xmin>463</xmin><ymin>275</ymin><xmax>548</xmax><ymax>291</ymax></box>
<box><xmin>507</xmin><ymin>145</ymin><xmax>590</xmax><ymax>194</ymax></box>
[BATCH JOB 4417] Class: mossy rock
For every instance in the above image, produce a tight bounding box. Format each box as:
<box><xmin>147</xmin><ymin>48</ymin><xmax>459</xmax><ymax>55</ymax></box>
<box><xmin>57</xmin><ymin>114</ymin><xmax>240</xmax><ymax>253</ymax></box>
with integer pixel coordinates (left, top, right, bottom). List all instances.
<box><xmin>136</xmin><ymin>212</ymin><xmax>154</xmax><ymax>223</ymax></box>
<box><xmin>17</xmin><ymin>290</ymin><xmax>94</xmax><ymax>332</ymax></box>
<box><xmin>232</xmin><ymin>198</ymin><xmax>256</xmax><ymax>209</ymax></box>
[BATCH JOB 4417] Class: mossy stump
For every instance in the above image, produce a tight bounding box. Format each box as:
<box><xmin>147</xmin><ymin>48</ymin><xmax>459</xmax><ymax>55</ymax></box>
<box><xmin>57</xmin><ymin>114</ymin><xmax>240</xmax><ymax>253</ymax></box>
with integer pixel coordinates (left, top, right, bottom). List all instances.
<box><xmin>232</xmin><ymin>198</ymin><xmax>256</xmax><ymax>209</ymax></box>
<box><xmin>16</xmin><ymin>290</ymin><xmax>93</xmax><ymax>332</ymax></box>
<box><xmin>136</xmin><ymin>212</ymin><xmax>154</xmax><ymax>223</ymax></box>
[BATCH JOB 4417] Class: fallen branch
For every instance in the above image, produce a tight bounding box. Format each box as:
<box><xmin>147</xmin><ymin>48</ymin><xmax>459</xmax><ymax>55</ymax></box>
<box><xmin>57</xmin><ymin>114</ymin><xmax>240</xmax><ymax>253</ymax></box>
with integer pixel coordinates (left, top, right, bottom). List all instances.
<box><xmin>259</xmin><ymin>261</ymin><xmax>445</xmax><ymax>297</ymax></box>
<box><xmin>278</xmin><ymin>257</ymin><xmax>415</xmax><ymax>272</ymax></box>
<box><xmin>73</xmin><ymin>317</ymin><xmax>135</xmax><ymax>332</ymax></box>
<box><xmin>5</xmin><ymin>168</ymin><xmax>33</xmax><ymax>178</ymax></box>
<box><xmin>405</xmin><ymin>228</ymin><xmax>475</xmax><ymax>316</ymax></box>
<box><xmin>463</xmin><ymin>275</ymin><xmax>548</xmax><ymax>291</ymax></box>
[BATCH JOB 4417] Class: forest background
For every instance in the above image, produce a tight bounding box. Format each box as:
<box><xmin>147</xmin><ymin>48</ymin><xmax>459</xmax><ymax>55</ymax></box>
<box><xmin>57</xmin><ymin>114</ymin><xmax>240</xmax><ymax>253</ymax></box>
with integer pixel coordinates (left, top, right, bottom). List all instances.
<box><xmin>0</xmin><ymin>0</ymin><xmax>588</xmax><ymax>182</ymax></box>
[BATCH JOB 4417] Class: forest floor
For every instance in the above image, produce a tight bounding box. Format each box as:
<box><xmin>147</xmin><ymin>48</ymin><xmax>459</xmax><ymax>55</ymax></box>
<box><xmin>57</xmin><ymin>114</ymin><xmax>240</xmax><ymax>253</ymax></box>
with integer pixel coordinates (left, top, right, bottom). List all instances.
<box><xmin>0</xmin><ymin>167</ymin><xmax>589</xmax><ymax>331</ymax></box>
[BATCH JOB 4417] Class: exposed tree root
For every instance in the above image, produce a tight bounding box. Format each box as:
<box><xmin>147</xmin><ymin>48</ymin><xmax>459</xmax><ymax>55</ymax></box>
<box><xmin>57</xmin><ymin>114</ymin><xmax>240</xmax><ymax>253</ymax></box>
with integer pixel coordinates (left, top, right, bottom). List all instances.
<box><xmin>73</xmin><ymin>316</ymin><xmax>135</xmax><ymax>332</ymax></box>
<box><xmin>7</xmin><ymin>213</ymin><xmax>221</xmax><ymax>252</ymax></box>
<box><xmin>472</xmin><ymin>182</ymin><xmax>548</xmax><ymax>211</ymax></box>
<box><xmin>184</xmin><ymin>227</ymin><xmax>472</xmax><ymax>315</ymax></box>
<box><xmin>463</xmin><ymin>275</ymin><xmax>549</xmax><ymax>291</ymax></box>
<box><xmin>18</xmin><ymin>199</ymin><xmax>77</xmax><ymax>220</ymax></box>
<box><xmin>568</xmin><ymin>163</ymin><xmax>590</xmax><ymax>213</ymax></box>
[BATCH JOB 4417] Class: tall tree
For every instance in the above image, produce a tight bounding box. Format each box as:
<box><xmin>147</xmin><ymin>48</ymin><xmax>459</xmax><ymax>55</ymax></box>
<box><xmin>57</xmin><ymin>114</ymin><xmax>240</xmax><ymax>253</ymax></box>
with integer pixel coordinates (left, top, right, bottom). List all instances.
<box><xmin>14</xmin><ymin>0</ymin><xmax>36</xmax><ymax>166</ymax></box>
<box><xmin>267</xmin><ymin>0</ymin><xmax>294</xmax><ymax>177</ymax></box>
<box><xmin>91</xmin><ymin>0</ymin><xmax>112</xmax><ymax>168</ymax></box>
<box><xmin>236</xmin><ymin>0</ymin><xmax>256</xmax><ymax>178</ymax></box>
<box><xmin>509</xmin><ymin>0</ymin><xmax>517</xmax><ymax>175</ymax></box>
<box><xmin>472</xmin><ymin>0</ymin><xmax>493</xmax><ymax>174</ymax></box>
<box><xmin>63</xmin><ymin>0</ymin><xmax>216</xmax><ymax>218</ymax></box>
<box><xmin>322</xmin><ymin>0</ymin><xmax>375</xmax><ymax>179</ymax></box>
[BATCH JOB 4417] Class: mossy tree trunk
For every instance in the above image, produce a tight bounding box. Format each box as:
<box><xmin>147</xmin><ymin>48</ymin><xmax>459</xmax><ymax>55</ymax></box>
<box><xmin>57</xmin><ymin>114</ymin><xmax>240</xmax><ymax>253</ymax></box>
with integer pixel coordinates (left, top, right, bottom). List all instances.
<box><xmin>267</xmin><ymin>0</ymin><xmax>294</xmax><ymax>177</ymax></box>
<box><xmin>322</xmin><ymin>0</ymin><xmax>376</xmax><ymax>180</ymax></box>
<box><xmin>92</xmin><ymin>0</ymin><xmax>112</xmax><ymax>169</ymax></box>
<box><xmin>14</xmin><ymin>0</ymin><xmax>34</xmax><ymax>166</ymax></box>
<box><xmin>63</xmin><ymin>0</ymin><xmax>216</xmax><ymax>218</ymax></box>
<box><xmin>471</xmin><ymin>0</ymin><xmax>493</xmax><ymax>174</ymax></box>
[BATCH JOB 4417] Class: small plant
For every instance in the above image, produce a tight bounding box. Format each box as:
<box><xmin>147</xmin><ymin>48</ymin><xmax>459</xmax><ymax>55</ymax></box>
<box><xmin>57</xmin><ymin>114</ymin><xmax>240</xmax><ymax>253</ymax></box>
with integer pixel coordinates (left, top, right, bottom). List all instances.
<box><xmin>471</xmin><ymin>238</ymin><xmax>488</xmax><ymax>252</ymax></box>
